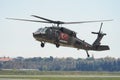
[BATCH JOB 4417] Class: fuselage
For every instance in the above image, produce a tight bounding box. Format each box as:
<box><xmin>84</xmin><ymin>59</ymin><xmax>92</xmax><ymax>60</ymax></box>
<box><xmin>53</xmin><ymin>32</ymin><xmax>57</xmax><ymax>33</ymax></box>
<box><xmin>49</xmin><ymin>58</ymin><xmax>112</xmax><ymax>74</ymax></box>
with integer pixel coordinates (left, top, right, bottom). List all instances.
<box><xmin>33</xmin><ymin>26</ymin><xmax>109</xmax><ymax>51</ymax></box>
<box><xmin>33</xmin><ymin>27</ymin><xmax>92</xmax><ymax>50</ymax></box>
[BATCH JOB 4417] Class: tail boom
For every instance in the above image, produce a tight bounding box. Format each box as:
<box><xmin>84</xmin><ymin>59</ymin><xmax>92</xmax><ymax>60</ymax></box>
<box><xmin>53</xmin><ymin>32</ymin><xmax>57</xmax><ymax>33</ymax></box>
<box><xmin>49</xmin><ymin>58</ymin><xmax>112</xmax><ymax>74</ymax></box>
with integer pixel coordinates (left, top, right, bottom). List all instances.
<box><xmin>91</xmin><ymin>45</ymin><xmax>110</xmax><ymax>51</ymax></box>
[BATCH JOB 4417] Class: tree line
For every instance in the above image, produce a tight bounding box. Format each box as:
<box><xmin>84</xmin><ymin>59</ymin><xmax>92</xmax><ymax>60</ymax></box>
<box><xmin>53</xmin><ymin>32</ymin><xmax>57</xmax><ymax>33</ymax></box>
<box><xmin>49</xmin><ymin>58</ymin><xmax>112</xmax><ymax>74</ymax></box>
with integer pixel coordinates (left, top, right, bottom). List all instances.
<box><xmin>0</xmin><ymin>56</ymin><xmax>120</xmax><ymax>71</ymax></box>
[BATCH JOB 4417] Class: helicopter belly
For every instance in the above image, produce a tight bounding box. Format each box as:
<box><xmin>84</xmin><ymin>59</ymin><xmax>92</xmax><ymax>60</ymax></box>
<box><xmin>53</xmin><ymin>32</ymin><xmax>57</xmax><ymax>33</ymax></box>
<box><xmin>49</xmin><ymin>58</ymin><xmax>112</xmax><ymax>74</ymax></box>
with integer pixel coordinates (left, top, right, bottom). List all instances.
<box><xmin>34</xmin><ymin>35</ymin><xmax>74</xmax><ymax>47</ymax></box>
<box><xmin>35</xmin><ymin>37</ymin><xmax>52</xmax><ymax>43</ymax></box>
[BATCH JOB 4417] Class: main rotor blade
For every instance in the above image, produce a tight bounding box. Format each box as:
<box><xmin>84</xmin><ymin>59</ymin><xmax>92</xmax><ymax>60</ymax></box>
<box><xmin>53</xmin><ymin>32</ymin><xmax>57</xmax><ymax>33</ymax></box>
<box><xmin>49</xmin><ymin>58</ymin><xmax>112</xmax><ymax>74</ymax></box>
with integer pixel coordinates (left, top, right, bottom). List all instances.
<box><xmin>7</xmin><ymin>17</ymin><xmax>113</xmax><ymax>25</ymax></box>
<box><xmin>31</xmin><ymin>15</ymin><xmax>65</xmax><ymax>24</ymax></box>
<box><xmin>6</xmin><ymin>18</ymin><xmax>49</xmax><ymax>23</ymax></box>
<box><xmin>63</xmin><ymin>19</ymin><xmax>113</xmax><ymax>24</ymax></box>
<box><xmin>31</xmin><ymin>15</ymin><xmax>55</xmax><ymax>23</ymax></box>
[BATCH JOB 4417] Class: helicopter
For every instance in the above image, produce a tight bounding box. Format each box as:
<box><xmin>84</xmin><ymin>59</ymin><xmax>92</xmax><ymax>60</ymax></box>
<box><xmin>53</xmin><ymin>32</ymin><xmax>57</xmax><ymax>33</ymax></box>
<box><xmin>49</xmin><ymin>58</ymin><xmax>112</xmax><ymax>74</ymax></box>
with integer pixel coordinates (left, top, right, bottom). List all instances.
<box><xmin>7</xmin><ymin>15</ymin><xmax>112</xmax><ymax>57</ymax></box>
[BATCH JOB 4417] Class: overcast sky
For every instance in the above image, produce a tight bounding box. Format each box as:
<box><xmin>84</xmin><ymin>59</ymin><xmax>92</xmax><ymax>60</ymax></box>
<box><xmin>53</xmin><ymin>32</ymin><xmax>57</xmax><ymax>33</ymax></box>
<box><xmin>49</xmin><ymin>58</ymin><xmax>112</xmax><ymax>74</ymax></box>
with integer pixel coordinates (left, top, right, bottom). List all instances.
<box><xmin>0</xmin><ymin>0</ymin><xmax>120</xmax><ymax>58</ymax></box>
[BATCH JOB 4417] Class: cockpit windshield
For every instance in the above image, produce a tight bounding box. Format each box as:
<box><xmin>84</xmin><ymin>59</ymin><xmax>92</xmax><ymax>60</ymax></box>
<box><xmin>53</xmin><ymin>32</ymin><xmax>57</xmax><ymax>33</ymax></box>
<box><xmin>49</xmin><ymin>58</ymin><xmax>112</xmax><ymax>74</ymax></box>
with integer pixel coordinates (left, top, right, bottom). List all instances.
<box><xmin>37</xmin><ymin>27</ymin><xmax>48</xmax><ymax>34</ymax></box>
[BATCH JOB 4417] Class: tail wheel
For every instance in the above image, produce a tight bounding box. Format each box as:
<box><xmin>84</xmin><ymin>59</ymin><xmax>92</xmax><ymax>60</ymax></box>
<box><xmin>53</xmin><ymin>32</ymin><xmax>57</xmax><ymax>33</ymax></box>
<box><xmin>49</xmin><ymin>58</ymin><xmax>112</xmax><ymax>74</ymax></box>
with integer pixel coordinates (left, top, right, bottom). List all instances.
<box><xmin>86</xmin><ymin>50</ymin><xmax>90</xmax><ymax>57</ymax></box>
<box><xmin>41</xmin><ymin>42</ymin><xmax>45</xmax><ymax>47</ymax></box>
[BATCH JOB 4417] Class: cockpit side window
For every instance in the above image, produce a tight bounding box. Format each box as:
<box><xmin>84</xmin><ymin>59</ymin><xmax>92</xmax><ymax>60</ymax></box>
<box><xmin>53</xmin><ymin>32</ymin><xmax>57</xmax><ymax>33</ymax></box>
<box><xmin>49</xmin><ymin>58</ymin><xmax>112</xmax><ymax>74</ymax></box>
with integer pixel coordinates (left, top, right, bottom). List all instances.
<box><xmin>37</xmin><ymin>27</ymin><xmax>48</xmax><ymax>34</ymax></box>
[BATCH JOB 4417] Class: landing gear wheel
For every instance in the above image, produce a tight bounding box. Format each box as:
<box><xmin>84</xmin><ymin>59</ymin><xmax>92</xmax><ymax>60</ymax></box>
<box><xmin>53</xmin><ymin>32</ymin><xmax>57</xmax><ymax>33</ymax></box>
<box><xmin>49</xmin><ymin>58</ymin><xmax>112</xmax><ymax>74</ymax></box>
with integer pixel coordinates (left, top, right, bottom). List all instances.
<box><xmin>41</xmin><ymin>42</ymin><xmax>45</xmax><ymax>48</ymax></box>
<box><xmin>56</xmin><ymin>44</ymin><xmax>60</xmax><ymax>48</ymax></box>
<box><xmin>87</xmin><ymin>54</ymin><xmax>90</xmax><ymax>57</ymax></box>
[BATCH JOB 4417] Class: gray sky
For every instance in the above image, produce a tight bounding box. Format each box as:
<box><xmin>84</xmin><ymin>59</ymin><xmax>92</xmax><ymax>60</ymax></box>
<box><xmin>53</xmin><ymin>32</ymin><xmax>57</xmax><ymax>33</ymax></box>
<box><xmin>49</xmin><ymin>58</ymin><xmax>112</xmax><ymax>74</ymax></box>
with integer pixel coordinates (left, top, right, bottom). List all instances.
<box><xmin>0</xmin><ymin>0</ymin><xmax>120</xmax><ymax>58</ymax></box>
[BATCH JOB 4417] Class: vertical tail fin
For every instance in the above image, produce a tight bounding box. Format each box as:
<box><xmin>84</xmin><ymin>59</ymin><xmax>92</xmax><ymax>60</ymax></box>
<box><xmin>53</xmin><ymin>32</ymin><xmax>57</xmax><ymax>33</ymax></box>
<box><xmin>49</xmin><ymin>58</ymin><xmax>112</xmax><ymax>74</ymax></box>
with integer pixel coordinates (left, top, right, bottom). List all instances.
<box><xmin>92</xmin><ymin>23</ymin><xmax>106</xmax><ymax>46</ymax></box>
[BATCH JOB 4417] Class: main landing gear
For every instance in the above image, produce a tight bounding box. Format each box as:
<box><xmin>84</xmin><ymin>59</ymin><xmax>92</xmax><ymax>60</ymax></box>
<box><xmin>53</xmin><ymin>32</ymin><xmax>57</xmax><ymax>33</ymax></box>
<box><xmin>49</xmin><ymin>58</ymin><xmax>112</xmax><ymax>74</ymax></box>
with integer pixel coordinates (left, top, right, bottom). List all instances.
<box><xmin>55</xmin><ymin>40</ymin><xmax>60</xmax><ymax>48</ymax></box>
<box><xmin>40</xmin><ymin>42</ymin><xmax>60</xmax><ymax>48</ymax></box>
<box><xmin>56</xmin><ymin>43</ymin><xmax>60</xmax><ymax>48</ymax></box>
<box><xmin>41</xmin><ymin>42</ymin><xmax>45</xmax><ymax>47</ymax></box>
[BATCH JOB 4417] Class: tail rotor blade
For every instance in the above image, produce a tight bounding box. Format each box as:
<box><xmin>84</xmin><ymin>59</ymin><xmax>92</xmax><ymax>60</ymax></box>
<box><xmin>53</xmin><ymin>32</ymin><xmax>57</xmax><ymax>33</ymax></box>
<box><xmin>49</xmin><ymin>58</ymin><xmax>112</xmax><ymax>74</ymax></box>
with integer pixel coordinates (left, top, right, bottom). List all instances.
<box><xmin>99</xmin><ymin>23</ymin><xmax>103</xmax><ymax>33</ymax></box>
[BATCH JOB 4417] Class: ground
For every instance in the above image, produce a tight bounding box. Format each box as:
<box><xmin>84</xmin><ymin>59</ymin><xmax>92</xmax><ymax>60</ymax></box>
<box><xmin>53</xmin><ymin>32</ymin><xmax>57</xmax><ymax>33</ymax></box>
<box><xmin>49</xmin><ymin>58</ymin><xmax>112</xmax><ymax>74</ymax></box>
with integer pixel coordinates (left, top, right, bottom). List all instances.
<box><xmin>0</xmin><ymin>70</ymin><xmax>120</xmax><ymax>80</ymax></box>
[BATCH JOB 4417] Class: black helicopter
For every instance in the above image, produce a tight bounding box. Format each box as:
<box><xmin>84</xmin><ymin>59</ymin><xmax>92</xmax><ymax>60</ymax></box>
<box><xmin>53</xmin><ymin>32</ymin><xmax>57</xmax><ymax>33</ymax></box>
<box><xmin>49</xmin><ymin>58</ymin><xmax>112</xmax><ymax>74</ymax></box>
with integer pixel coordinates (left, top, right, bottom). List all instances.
<box><xmin>7</xmin><ymin>15</ymin><xmax>112</xmax><ymax>57</ymax></box>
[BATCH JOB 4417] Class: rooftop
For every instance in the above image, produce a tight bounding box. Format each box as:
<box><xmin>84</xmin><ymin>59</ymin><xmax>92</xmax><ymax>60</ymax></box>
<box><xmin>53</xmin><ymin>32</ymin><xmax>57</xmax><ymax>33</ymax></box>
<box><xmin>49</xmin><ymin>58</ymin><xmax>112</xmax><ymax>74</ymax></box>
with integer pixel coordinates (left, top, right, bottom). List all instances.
<box><xmin>0</xmin><ymin>57</ymin><xmax>13</xmax><ymax>62</ymax></box>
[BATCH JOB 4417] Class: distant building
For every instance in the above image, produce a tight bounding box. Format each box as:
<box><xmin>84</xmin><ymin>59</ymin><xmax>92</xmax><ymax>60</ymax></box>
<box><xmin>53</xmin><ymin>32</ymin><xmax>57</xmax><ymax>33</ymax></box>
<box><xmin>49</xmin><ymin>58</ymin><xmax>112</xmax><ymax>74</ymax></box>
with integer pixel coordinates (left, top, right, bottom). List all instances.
<box><xmin>0</xmin><ymin>56</ymin><xmax>13</xmax><ymax>62</ymax></box>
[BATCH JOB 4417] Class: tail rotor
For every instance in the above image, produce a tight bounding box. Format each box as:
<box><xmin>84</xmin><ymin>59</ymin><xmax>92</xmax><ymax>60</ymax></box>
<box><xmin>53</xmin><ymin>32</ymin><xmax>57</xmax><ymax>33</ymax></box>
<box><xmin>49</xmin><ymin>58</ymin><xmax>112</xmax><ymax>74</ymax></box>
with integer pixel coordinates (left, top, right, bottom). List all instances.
<box><xmin>92</xmin><ymin>23</ymin><xmax>106</xmax><ymax>46</ymax></box>
<box><xmin>92</xmin><ymin>23</ymin><xmax>106</xmax><ymax>35</ymax></box>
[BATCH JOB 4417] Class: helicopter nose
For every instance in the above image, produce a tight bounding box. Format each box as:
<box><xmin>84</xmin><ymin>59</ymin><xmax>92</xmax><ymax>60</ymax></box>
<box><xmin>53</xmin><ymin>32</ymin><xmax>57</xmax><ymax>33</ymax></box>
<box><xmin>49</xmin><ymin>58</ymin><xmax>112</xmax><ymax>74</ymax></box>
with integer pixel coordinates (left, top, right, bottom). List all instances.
<box><xmin>33</xmin><ymin>33</ymin><xmax>35</xmax><ymax>37</ymax></box>
<box><xmin>33</xmin><ymin>32</ymin><xmax>39</xmax><ymax>37</ymax></box>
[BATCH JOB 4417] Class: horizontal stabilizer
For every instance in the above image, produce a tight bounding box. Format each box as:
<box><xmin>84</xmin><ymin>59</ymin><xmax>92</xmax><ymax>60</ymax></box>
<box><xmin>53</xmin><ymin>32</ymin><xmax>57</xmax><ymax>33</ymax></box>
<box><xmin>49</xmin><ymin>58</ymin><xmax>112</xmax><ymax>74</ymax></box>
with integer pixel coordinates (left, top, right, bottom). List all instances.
<box><xmin>93</xmin><ymin>45</ymin><xmax>110</xmax><ymax>51</ymax></box>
